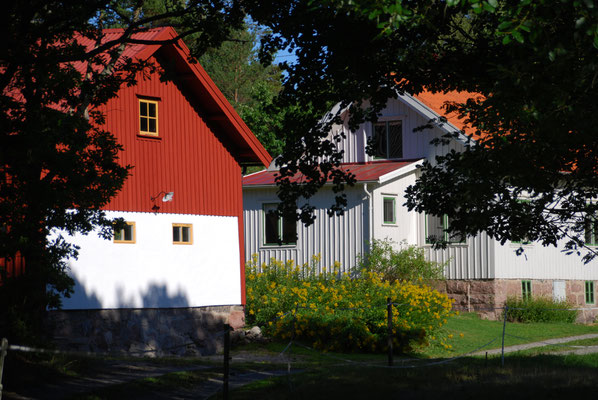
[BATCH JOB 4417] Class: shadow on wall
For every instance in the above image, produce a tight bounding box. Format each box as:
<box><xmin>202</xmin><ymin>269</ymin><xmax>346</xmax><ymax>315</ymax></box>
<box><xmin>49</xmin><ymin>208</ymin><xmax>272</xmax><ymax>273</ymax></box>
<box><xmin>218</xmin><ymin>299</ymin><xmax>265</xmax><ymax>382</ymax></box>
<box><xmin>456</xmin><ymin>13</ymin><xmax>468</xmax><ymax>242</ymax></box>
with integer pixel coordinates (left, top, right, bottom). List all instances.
<box><xmin>114</xmin><ymin>283</ymin><xmax>190</xmax><ymax>308</ymax></box>
<box><xmin>141</xmin><ymin>284</ymin><xmax>189</xmax><ymax>308</ymax></box>
<box><xmin>48</xmin><ymin>281</ymin><xmax>241</xmax><ymax>356</ymax></box>
<box><xmin>66</xmin><ymin>274</ymin><xmax>191</xmax><ymax>309</ymax></box>
<box><xmin>66</xmin><ymin>275</ymin><xmax>102</xmax><ymax>309</ymax></box>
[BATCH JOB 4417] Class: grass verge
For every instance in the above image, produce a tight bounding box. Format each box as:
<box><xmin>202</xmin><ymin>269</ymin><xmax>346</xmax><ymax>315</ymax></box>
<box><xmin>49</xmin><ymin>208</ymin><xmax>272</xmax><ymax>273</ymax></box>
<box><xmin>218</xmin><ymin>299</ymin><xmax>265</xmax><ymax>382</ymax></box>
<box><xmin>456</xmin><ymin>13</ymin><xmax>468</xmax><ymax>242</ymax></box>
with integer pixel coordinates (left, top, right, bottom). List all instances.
<box><xmin>423</xmin><ymin>312</ymin><xmax>598</xmax><ymax>358</ymax></box>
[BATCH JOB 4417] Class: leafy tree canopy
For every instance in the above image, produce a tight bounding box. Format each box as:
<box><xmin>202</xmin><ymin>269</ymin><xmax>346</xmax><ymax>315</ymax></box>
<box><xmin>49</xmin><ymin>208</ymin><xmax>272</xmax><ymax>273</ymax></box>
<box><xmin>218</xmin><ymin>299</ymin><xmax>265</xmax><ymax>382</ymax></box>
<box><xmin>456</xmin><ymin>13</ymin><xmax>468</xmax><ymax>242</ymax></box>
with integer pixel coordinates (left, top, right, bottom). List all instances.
<box><xmin>198</xmin><ymin>23</ymin><xmax>285</xmax><ymax>157</ymax></box>
<box><xmin>248</xmin><ymin>0</ymin><xmax>598</xmax><ymax>262</ymax></box>
<box><xmin>0</xmin><ymin>0</ymin><xmax>246</xmax><ymax>340</ymax></box>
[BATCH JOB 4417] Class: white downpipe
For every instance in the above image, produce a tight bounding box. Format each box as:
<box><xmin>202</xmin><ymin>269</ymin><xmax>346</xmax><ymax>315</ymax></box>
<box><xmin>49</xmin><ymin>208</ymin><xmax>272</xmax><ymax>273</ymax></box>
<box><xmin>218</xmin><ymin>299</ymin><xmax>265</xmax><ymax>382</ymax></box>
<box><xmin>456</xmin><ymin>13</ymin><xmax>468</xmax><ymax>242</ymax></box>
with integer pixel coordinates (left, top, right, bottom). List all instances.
<box><xmin>363</xmin><ymin>183</ymin><xmax>373</xmax><ymax>250</ymax></box>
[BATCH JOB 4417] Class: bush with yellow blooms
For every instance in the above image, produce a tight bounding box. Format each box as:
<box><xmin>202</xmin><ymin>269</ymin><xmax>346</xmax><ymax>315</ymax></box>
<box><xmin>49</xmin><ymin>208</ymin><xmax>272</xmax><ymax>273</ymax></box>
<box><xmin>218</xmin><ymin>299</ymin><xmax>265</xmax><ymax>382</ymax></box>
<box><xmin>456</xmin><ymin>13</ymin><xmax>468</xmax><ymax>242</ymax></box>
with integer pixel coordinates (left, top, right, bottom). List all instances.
<box><xmin>245</xmin><ymin>256</ymin><xmax>455</xmax><ymax>353</ymax></box>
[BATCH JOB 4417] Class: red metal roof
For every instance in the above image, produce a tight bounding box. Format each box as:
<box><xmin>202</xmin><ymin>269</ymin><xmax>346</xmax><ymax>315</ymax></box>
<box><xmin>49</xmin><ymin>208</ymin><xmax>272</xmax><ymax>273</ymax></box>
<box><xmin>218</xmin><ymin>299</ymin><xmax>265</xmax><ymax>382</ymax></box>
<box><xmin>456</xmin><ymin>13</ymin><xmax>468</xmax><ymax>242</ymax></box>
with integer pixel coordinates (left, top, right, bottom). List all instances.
<box><xmin>243</xmin><ymin>160</ymin><xmax>420</xmax><ymax>186</ymax></box>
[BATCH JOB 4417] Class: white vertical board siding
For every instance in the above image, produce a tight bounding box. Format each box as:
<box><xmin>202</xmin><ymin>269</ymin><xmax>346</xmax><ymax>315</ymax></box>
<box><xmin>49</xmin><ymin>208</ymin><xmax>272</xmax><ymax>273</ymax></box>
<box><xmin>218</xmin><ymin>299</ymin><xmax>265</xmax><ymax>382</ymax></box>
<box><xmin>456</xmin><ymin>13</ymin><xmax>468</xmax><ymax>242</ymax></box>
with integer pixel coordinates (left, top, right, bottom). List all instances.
<box><xmin>334</xmin><ymin>98</ymin><xmax>464</xmax><ymax>164</ymax></box>
<box><xmin>423</xmin><ymin>232</ymin><xmax>495</xmax><ymax>280</ymax></box>
<box><xmin>243</xmin><ymin>186</ymin><xmax>367</xmax><ymax>272</ymax></box>
<box><xmin>369</xmin><ymin>170</ymin><xmax>494</xmax><ymax>280</ymax></box>
<box><xmin>493</xmin><ymin>240</ymin><xmax>598</xmax><ymax>280</ymax></box>
<box><xmin>57</xmin><ymin>211</ymin><xmax>242</xmax><ymax>309</ymax></box>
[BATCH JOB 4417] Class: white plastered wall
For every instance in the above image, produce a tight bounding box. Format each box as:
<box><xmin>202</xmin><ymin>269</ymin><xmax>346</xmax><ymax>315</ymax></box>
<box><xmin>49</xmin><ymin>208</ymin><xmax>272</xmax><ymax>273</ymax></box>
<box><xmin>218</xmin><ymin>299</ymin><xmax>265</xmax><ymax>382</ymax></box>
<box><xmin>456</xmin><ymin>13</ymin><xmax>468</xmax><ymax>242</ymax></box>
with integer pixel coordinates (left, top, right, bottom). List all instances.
<box><xmin>57</xmin><ymin>211</ymin><xmax>241</xmax><ymax>309</ymax></box>
<box><xmin>370</xmin><ymin>171</ymin><xmax>419</xmax><ymax>246</ymax></box>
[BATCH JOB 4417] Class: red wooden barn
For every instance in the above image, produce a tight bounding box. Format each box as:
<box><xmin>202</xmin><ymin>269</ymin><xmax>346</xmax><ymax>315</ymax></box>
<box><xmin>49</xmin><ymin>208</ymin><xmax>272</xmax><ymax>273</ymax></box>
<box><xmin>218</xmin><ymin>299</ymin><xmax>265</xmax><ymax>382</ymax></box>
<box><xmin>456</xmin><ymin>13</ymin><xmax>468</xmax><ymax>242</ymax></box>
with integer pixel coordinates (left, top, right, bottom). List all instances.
<box><xmin>46</xmin><ymin>27</ymin><xmax>270</xmax><ymax>353</ymax></box>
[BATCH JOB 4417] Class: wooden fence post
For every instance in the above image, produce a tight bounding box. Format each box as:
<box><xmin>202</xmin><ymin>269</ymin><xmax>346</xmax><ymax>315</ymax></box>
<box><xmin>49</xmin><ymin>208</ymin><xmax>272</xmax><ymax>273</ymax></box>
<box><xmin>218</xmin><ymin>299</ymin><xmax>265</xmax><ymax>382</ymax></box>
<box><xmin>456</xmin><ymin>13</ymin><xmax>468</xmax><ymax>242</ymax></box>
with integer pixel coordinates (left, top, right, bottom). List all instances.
<box><xmin>501</xmin><ymin>305</ymin><xmax>508</xmax><ymax>367</ymax></box>
<box><xmin>387</xmin><ymin>297</ymin><xmax>393</xmax><ymax>366</ymax></box>
<box><xmin>223</xmin><ymin>325</ymin><xmax>231</xmax><ymax>400</ymax></box>
<box><xmin>0</xmin><ymin>338</ymin><xmax>8</xmax><ymax>400</ymax></box>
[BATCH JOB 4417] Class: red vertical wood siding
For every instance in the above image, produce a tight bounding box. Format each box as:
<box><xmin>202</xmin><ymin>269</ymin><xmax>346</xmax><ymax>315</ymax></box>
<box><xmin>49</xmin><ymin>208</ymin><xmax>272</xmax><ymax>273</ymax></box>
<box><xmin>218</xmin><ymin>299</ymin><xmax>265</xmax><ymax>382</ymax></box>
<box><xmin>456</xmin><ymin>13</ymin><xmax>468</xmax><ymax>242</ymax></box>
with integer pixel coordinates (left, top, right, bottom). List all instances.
<box><xmin>0</xmin><ymin>252</ymin><xmax>25</xmax><ymax>279</ymax></box>
<box><xmin>100</xmin><ymin>55</ymin><xmax>248</xmax><ymax>304</ymax></box>
<box><xmin>102</xmin><ymin>56</ymin><xmax>243</xmax><ymax>218</ymax></box>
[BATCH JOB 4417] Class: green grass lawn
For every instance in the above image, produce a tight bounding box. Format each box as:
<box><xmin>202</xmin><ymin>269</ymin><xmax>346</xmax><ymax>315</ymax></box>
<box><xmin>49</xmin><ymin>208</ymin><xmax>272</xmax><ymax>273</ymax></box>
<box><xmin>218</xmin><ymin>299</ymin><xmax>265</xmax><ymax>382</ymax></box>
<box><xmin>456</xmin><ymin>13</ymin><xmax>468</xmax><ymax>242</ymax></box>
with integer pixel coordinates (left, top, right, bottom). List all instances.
<box><xmin>3</xmin><ymin>313</ymin><xmax>598</xmax><ymax>399</ymax></box>
<box><xmin>215</xmin><ymin>353</ymin><xmax>598</xmax><ymax>400</ymax></box>
<box><xmin>422</xmin><ymin>312</ymin><xmax>598</xmax><ymax>358</ymax></box>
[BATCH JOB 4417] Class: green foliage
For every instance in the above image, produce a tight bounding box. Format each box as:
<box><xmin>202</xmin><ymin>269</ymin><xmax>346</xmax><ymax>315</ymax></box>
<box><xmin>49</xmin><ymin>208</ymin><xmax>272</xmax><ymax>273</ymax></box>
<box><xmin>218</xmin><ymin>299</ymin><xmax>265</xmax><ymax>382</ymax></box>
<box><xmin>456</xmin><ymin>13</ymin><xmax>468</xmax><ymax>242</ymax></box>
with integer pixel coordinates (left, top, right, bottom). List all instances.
<box><xmin>199</xmin><ymin>24</ymin><xmax>286</xmax><ymax>158</ymax></box>
<box><xmin>504</xmin><ymin>297</ymin><xmax>578</xmax><ymax>324</ymax></box>
<box><xmin>356</xmin><ymin>239</ymin><xmax>445</xmax><ymax>283</ymax></box>
<box><xmin>1</xmin><ymin>0</ymin><xmax>246</xmax><ymax>341</ymax></box>
<box><xmin>245</xmin><ymin>256</ymin><xmax>455</xmax><ymax>353</ymax></box>
<box><xmin>248</xmin><ymin>1</ymin><xmax>598</xmax><ymax>262</ymax></box>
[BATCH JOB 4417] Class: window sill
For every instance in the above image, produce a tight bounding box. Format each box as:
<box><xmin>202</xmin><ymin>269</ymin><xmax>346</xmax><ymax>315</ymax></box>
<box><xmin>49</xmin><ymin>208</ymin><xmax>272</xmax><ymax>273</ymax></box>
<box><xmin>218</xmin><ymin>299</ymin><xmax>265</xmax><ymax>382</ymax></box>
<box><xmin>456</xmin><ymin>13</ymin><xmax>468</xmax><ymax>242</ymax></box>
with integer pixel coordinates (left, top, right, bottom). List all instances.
<box><xmin>423</xmin><ymin>243</ymin><xmax>468</xmax><ymax>248</ymax></box>
<box><xmin>260</xmin><ymin>243</ymin><xmax>297</xmax><ymax>249</ymax></box>
<box><xmin>382</xmin><ymin>223</ymin><xmax>398</xmax><ymax>227</ymax></box>
<box><xmin>137</xmin><ymin>134</ymin><xmax>162</xmax><ymax>141</ymax></box>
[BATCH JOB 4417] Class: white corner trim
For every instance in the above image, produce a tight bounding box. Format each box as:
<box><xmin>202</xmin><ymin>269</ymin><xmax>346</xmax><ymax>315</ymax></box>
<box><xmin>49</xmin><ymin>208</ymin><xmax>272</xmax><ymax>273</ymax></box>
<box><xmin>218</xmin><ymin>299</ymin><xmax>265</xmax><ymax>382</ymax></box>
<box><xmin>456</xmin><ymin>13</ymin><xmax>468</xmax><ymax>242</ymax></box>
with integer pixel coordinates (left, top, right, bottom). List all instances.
<box><xmin>378</xmin><ymin>159</ymin><xmax>424</xmax><ymax>184</ymax></box>
<box><xmin>395</xmin><ymin>91</ymin><xmax>472</xmax><ymax>146</ymax></box>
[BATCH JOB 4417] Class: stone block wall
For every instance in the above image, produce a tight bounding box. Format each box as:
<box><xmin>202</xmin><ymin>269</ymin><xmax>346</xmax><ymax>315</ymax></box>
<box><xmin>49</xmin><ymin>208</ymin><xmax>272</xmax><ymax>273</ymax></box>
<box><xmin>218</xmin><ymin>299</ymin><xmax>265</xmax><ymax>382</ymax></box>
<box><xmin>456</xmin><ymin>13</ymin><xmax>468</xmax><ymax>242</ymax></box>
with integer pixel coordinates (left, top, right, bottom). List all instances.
<box><xmin>45</xmin><ymin>305</ymin><xmax>245</xmax><ymax>357</ymax></box>
<box><xmin>438</xmin><ymin>279</ymin><xmax>597</xmax><ymax>323</ymax></box>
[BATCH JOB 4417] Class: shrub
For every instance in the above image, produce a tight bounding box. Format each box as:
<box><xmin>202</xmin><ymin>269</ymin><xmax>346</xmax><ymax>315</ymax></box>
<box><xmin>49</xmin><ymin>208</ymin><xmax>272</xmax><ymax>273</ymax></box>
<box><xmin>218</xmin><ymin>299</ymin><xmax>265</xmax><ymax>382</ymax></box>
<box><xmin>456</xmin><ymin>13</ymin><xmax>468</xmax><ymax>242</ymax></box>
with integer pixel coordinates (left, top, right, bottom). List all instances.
<box><xmin>503</xmin><ymin>296</ymin><xmax>578</xmax><ymax>323</ymax></box>
<box><xmin>245</xmin><ymin>256</ymin><xmax>455</xmax><ymax>353</ymax></box>
<box><xmin>355</xmin><ymin>239</ymin><xmax>445</xmax><ymax>283</ymax></box>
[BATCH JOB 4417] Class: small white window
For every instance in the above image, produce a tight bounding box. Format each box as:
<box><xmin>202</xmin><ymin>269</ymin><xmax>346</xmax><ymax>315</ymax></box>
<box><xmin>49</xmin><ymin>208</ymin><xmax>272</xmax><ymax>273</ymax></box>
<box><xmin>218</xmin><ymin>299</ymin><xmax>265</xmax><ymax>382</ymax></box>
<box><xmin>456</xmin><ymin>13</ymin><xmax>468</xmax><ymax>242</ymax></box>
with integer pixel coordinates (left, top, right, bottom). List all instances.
<box><xmin>425</xmin><ymin>214</ymin><xmax>465</xmax><ymax>244</ymax></box>
<box><xmin>372</xmin><ymin>120</ymin><xmax>403</xmax><ymax>159</ymax></box>
<box><xmin>263</xmin><ymin>203</ymin><xmax>297</xmax><ymax>245</ymax></box>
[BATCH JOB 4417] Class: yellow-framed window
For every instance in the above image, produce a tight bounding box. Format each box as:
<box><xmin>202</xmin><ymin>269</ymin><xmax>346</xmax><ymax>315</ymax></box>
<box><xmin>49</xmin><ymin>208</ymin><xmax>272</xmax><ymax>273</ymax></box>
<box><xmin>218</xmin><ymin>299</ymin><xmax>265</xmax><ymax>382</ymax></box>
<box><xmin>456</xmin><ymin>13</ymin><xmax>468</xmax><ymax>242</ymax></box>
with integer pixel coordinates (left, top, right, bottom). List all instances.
<box><xmin>139</xmin><ymin>99</ymin><xmax>159</xmax><ymax>136</ymax></box>
<box><xmin>114</xmin><ymin>222</ymin><xmax>136</xmax><ymax>244</ymax></box>
<box><xmin>172</xmin><ymin>223</ymin><xmax>193</xmax><ymax>245</ymax></box>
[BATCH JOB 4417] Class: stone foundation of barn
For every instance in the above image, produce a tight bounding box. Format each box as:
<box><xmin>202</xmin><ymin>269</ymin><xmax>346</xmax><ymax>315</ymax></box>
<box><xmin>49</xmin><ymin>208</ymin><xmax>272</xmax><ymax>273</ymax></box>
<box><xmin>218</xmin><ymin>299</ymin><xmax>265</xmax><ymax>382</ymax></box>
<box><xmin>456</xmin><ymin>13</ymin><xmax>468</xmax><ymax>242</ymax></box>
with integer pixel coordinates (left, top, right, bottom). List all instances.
<box><xmin>44</xmin><ymin>305</ymin><xmax>245</xmax><ymax>357</ymax></box>
<box><xmin>435</xmin><ymin>279</ymin><xmax>598</xmax><ymax>323</ymax></box>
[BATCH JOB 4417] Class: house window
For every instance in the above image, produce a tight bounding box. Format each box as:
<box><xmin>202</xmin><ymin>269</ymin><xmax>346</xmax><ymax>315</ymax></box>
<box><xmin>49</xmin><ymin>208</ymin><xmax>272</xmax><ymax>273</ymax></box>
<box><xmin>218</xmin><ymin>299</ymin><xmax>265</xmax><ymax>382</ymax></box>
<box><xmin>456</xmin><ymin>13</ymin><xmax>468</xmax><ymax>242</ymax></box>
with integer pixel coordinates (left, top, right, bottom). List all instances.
<box><xmin>114</xmin><ymin>222</ymin><xmax>135</xmax><ymax>243</ymax></box>
<box><xmin>512</xmin><ymin>199</ymin><xmax>532</xmax><ymax>245</ymax></box>
<box><xmin>172</xmin><ymin>224</ymin><xmax>192</xmax><ymax>244</ymax></box>
<box><xmin>263</xmin><ymin>203</ymin><xmax>297</xmax><ymax>245</ymax></box>
<box><xmin>139</xmin><ymin>99</ymin><xmax>159</xmax><ymax>136</ymax></box>
<box><xmin>585</xmin><ymin>214</ymin><xmax>598</xmax><ymax>246</ymax></box>
<box><xmin>383</xmin><ymin>197</ymin><xmax>396</xmax><ymax>224</ymax></box>
<box><xmin>372</xmin><ymin>120</ymin><xmax>403</xmax><ymax>159</ymax></box>
<box><xmin>522</xmin><ymin>280</ymin><xmax>532</xmax><ymax>300</ymax></box>
<box><xmin>586</xmin><ymin>281</ymin><xmax>595</xmax><ymax>304</ymax></box>
<box><xmin>425</xmin><ymin>214</ymin><xmax>465</xmax><ymax>244</ymax></box>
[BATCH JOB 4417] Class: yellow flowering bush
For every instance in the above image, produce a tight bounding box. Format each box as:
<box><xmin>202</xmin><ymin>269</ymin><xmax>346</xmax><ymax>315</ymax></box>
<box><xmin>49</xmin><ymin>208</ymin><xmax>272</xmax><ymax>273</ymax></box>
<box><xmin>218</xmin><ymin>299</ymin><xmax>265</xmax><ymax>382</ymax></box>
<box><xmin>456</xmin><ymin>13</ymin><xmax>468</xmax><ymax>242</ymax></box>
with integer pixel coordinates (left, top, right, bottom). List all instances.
<box><xmin>246</xmin><ymin>256</ymin><xmax>455</xmax><ymax>353</ymax></box>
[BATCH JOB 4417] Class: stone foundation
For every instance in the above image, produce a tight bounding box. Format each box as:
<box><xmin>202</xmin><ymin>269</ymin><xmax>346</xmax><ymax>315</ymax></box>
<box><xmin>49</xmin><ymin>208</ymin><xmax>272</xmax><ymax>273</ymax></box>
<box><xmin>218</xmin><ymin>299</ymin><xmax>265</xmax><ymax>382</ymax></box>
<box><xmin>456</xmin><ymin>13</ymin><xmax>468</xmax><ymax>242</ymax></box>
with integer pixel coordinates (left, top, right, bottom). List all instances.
<box><xmin>437</xmin><ymin>279</ymin><xmax>598</xmax><ymax>323</ymax></box>
<box><xmin>45</xmin><ymin>305</ymin><xmax>245</xmax><ymax>357</ymax></box>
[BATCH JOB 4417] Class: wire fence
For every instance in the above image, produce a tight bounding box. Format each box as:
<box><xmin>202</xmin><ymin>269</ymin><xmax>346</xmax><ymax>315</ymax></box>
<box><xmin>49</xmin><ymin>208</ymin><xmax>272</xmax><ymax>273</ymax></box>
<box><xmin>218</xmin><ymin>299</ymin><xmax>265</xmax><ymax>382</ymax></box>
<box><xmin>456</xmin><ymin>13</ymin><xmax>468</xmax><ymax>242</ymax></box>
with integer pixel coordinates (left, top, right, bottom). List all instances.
<box><xmin>1</xmin><ymin>302</ymin><xmax>598</xmax><ymax>399</ymax></box>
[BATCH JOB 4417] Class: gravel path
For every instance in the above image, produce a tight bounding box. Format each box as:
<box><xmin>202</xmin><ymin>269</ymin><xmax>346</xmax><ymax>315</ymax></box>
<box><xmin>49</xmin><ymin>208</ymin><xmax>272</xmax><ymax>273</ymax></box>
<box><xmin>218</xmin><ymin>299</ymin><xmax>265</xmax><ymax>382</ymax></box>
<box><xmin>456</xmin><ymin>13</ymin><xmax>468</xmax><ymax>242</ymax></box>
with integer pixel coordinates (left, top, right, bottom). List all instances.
<box><xmin>472</xmin><ymin>333</ymin><xmax>598</xmax><ymax>356</ymax></box>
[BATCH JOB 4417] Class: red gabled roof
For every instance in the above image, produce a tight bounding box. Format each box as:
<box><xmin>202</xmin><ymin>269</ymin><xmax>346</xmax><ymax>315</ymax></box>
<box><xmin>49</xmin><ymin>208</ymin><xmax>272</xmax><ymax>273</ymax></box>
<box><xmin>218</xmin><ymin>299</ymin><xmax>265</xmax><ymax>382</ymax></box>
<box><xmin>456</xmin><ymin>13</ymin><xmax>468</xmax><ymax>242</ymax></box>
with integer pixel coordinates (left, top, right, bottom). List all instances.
<box><xmin>75</xmin><ymin>27</ymin><xmax>272</xmax><ymax>167</ymax></box>
<box><xmin>243</xmin><ymin>160</ymin><xmax>421</xmax><ymax>187</ymax></box>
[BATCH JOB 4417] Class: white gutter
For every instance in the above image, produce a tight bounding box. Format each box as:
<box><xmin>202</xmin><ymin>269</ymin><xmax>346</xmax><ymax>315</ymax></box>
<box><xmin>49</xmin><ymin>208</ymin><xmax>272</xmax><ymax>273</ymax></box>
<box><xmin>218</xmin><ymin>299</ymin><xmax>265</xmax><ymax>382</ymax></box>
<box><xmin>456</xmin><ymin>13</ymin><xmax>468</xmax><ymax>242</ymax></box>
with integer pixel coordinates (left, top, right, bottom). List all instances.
<box><xmin>363</xmin><ymin>183</ymin><xmax>373</xmax><ymax>250</ymax></box>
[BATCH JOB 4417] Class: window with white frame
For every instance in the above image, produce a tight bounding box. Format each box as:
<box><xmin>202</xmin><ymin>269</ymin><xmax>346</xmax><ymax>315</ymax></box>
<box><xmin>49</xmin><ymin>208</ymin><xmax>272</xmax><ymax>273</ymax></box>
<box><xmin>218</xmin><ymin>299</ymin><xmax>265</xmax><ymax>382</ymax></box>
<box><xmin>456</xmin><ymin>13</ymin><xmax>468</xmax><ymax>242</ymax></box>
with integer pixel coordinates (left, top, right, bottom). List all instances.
<box><xmin>425</xmin><ymin>214</ymin><xmax>465</xmax><ymax>244</ymax></box>
<box><xmin>372</xmin><ymin>120</ymin><xmax>403</xmax><ymax>159</ymax></box>
<box><xmin>585</xmin><ymin>214</ymin><xmax>598</xmax><ymax>246</ymax></box>
<box><xmin>511</xmin><ymin>199</ymin><xmax>532</xmax><ymax>245</ymax></box>
<box><xmin>383</xmin><ymin>196</ymin><xmax>396</xmax><ymax>224</ymax></box>
<box><xmin>263</xmin><ymin>203</ymin><xmax>297</xmax><ymax>245</ymax></box>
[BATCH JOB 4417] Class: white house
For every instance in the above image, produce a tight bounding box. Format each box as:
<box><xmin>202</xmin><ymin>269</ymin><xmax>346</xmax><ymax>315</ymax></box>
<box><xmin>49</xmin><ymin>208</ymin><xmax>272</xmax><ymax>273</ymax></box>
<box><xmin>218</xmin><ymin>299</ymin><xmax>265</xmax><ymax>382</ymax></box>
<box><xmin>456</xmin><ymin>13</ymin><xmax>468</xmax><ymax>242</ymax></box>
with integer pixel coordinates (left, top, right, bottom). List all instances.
<box><xmin>242</xmin><ymin>90</ymin><xmax>598</xmax><ymax>321</ymax></box>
